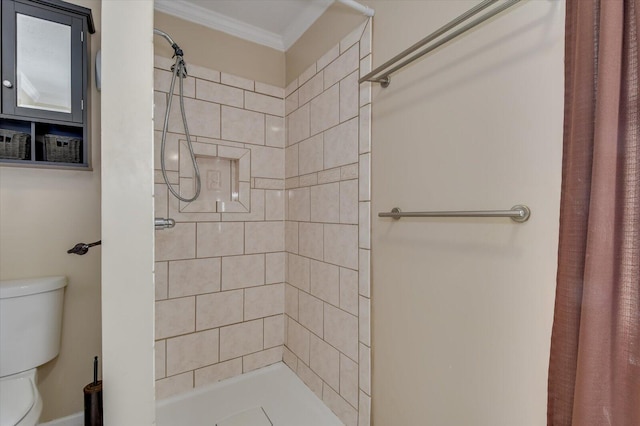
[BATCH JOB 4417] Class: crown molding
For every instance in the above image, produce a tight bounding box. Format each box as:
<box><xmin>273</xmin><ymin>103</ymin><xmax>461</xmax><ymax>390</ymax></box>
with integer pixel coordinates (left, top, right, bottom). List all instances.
<box><xmin>154</xmin><ymin>0</ymin><xmax>285</xmax><ymax>51</ymax></box>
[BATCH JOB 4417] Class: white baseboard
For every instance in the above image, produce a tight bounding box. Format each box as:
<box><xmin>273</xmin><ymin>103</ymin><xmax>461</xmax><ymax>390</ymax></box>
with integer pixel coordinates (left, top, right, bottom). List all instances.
<box><xmin>39</xmin><ymin>412</ymin><xmax>83</xmax><ymax>426</ymax></box>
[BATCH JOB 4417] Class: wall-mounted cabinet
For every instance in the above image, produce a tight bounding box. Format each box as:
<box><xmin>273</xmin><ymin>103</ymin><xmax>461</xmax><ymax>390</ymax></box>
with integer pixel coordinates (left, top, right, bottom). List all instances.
<box><xmin>0</xmin><ymin>0</ymin><xmax>94</xmax><ymax>169</ymax></box>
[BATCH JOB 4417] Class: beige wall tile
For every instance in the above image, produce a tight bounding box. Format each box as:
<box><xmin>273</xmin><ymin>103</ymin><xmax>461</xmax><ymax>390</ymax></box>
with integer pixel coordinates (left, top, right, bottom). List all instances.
<box><xmin>318</xmin><ymin>167</ymin><xmax>341</xmax><ymax>184</ymax></box>
<box><xmin>196</xmin><ymin>222</ymin><xmax>244</xmax><ymax>258</ymax></box>
<box><xmin>251</xmin><ymin>145</ymin><xmax>285</xmax><ymax>179</ymax></box>
<box><xmin>155</xmin><ymin>68</ymin><xmax>196</xmax><ymax>97</ymax></box>
<box><xmin>168</xmin><ymin>258</ymin><xmax>221</xmax><ymax>298</ymax></box>
<box><xmin>285</xmin><ymin>78</ymin><xmax>298</xmax><ymax>98</ymax></box>
<box><xmin>155</xmin><ymin>261</ymin><xmax>168</xmax><ymax>301</ymax></box>
<box><xmin>359</xmin><ymin>343</ymin><xmax>370</xmax><ymax>395</ymax></box>
<box><xmin>221</xmin><ymin>73</ymin><xmax>254</xmax><ymax>90</ymax></box>
<box><xmin>155</xmin><ymin>340</ymin><xmax>166</xmax><ymax>379</ymax></box>
<box><xmin>358</xmin><ymin>391</ymin><xmax>371</xmax><ymax>426</ymax></box>
<box><xmin>317</xmin><ymin>44</ymin><xmax>340</xmax><ymax>71</ymax></box>
<box><xmin>360</xmin><ymin>19</ymin><xmax>372</xmax><ymax>58</ymax></box>
<box><xmin>154</xmin><ymin>91</ymin><xmax>167</xmax><ymax>131</ymax></box>
<box><xmin>323</xmin><ymin>384</ymin><xmax>358</xmax><ymax>426</ymax></box>
<box><xmin>156</xmin><ymin>372</ymin><xmax>193</xmax><ymax>400</ymax></box>
<box><xmin>324</xmin><ymin>224</ymin><xmax>358</xmax><ymax>269</ymax></box>
<box><xmin>340</xmin><ymin>180</ymin><xmax>358</xmax><ymax>225</ymax></box>
<box><xmin>340</xmin><ymin>71</ymin><xmax>359</xmax><ymax>123</ymax></box>
<box><xmin>156</xmin><ymin>297</ymin><xmax>195</xmax><ymax>339</ymax></box>
<box><xmin>297</xmin><ymin>360</ymin><xmax>323</xmax><ymax>399</ymax></box>
<box><xmin>310</xmin><ymin>84</ymin><xmax>339</xmax><ymax>136</ymax></box>
<box><xmin>221</xmin><ymin>254</ymin><xmax>265</xmax><ymax>290</ymax></box>
<box><xmin>166</xmin><ymin>328</ymin><xmax>219</xmax><ymax>375</ymax></box>
<box><xmin>285</xmin><ymin>91</ymin><xmax>299</xmax><ymax>116</ymax></box>
<box><xmin>266</xmin><ymin>252</ymin><xmax>285</xmax><ymax>284</ymax></box>
<box><xmin>341</xmin><ymin>164</ymin><xmax>359</xmax><ymax>180</ymax></box>
<box><xmin>299</xmin><ymin>173</ymin><xmax>318</xmax><ymax>187</ymax></box>
<box><xmin>245</xmin><ymin>221</ymin><xmax>284</xmax><ymax>254</ymax></box>
<box><xmin>187</xmin><ymin>63</ymin><xmax>221</xmax><ymax>83</ymax></box>
<box><xmin>299</xmin><ymin>291</ymin><xmax>324</xmax><ymax>337</ymax></box>
<box><xmin>324</xmin><ymin>44</ymin><xmax>359</xmax><ymax>90</ymax></box>
<box><xmin>265</xmin><ymin>190</ymin><xmax>285</xmax><ymax>221</ymax></box>
<box><xmin>285</xmin><ymin>143</ymin><xmax>299</xmax><ymax>179</ymax></box>
<box><xmin>285</xmin><ymin>221</ymin><xmax>299</xmax><ymax>254</ymax></box>
<box><xmin>287</xmin><ymin>253</ymin><xmax>310</xmax><ymax>292</ymax></box>
<box><xmin>264</xmin><ymin>314</ymin><xmax>285</xmax><ymax>348</ymax></box>
<box><xmin>340</xmin><ymin>353</ymin><xmax>359</xmax><ymax>408</ymax></box>
<box><xmin>154</xmin><ymin>132</ymin><xmax>179</xmax><ymax>172</ymax></box>
<box><xmin>155</xmin><ymin>223</ymin><xmax>196</xmax><ymax>261</ymax></box>
<box><xmin>196</xmin><ymin>79</ymin><xmax>243</xmax><ymax>107</ymax></box>
<box><xmin>196</xmin><ymin>290</ymin><xmax>244</xmax><ymax>330</ymax></box>
<box><xmin>245</xmin><ymin>91</ymin><xmax>284</xmax><ymax>117</ymax></box>
<box><xmin>266</xmin><ymin>115</ymin><xmax>285</xmax><ymax>148</ymax></box>
<box><xmin>339</xmin><ymin>267</ymin><xmax>358</xmax><ymax>315</ymax></box>
<box><xmin>324</xmin><ymin>118</ymin><xmax>358</xmax><ymax>170</ymax></box>
<box><xmin>288</xmin><ymin>187</ymin><xmax>311</xmax><ymax>221</ymax></box>
<box><xmin>286</xmin><ymin>317</ymin><xmax>310</xmax><ymax>364</ymax></box>
<box><xmin>298</xmin><ymin>134</ymin><xmax>324</xmax><ymax>175</ymax></box>
<box><xmin>324</xmin><ymin>304</ymin><xmax>358</xmax><ymax>360</ymax></box>
<box><xmin>310</xmin><ymin>334</ymin><xmax>340</xmax><ymax>390</ymax></box>
<box><xmin>341</xmin><ymin>22</ymin><xmax>365</xmax><ymax>54</ymax></box>
<box><xmin>310</xmin><ymin>183</ymin><xmax>340</xmax><ymax>223</ymax></box>
<box><xmin>255</xmin><ymin>81</ymin><xmax>284</xmax><ymax>98</ymax></box>
<box><xmin>359</xmin><ymin>202</ymin><xmax>371</xmax><ymax>249</ymax></box>
<box><xmin>358</xmin><ymin>249</ymin><xmax>370</xmax><ymax>297</ymax></box>
<box><xmin>285</xmin><ymin>284</ymin><xmax>299</xmax><ymax>320</ymax></box>
<box><xmin>299</xmin><ymin>222</ymin><xmax>324</xmax><ymax>261</ymax></box>
<box><xmin>359</xmin><ymin>296</ymin><xmax>370</xmax><ymax>346</ymax></box>
<box><xmin>194</xmin><ymin>358</ymin><xmax>242</xmax><ymax>388</ymax></box>
<box><xmin>221</xmin><ymin>188</ymin><xmax>265</xmax><ymax>222</ymax></box>
<box><xmin>169</xmin><ymin>97</ymin><xmax>220</xmax><ymax>139</ymax></box>
<box><xmin>310</xmin><ymin>260</ymin><xmax>340</xmax><ymax>306</ymax></box>
<box><xmin>219</xmin><ymin>319</ymin><xmax>264</xmax><ymax>361</ymax></box>
<box><xmin>287</xmin><ymin>103</ymin><xmax>310</xmax><ymax>145</ymax></box>
<box><xmin>243</xmin><ymin>346</ymin><xmax>283</xmax><ymax>373</ymax></box>
<box><xmin>255</xmin><ymin>178</ymin><xmax>285</xmax><ymax>190</ymax></box>
<box><xmin>154</xmin><ymin>183</ymin><xmax>169</xmax><ymax>220</ymax></box>
<box><xmin>359</xmin><ymin>104</ymin><xmax>371</xmax><ymax>154</ymax></box>
<box><xmin>244</xmin><ymin>283</ymin><xmax>284</xmax><ymax>320</ymax></box>
<box><xmin>299</xmin><ymin>62</ymin><xmax>317</xmax><ymax>86</ymax></box>
<box><xmin>359</xmin><ymin>153</ymin><xmax>370</xmax><ymax>201</ymax></box>
<box><xmin>221</xmin><ymin>106</ymin><xmax>265</xmax><ymax>145</ymax></box>
<box><xmin>299</xmin><ymin>72</ymin><xmax>324</xmax><ymax>106</ymax></box>
<box><xmin>283</xmin><ymin>346</ymin><xmax>298</xmax><ymax>371</ymax></box>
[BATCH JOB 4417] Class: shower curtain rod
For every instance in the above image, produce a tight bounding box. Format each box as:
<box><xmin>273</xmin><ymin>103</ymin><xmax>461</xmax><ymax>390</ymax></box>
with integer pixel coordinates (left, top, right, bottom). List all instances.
<box><xmin>359</xmin><ymin>0</ymin><xmax>522</xmax><ymax>87</ymax></box>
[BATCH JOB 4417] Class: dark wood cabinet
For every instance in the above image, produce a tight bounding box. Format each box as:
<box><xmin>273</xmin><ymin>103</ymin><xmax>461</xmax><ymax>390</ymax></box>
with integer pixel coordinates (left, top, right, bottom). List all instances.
<box><xmin>0</xmin><ymin>0</ymin><xmax>94</xmax><ymax>169</ymax></box>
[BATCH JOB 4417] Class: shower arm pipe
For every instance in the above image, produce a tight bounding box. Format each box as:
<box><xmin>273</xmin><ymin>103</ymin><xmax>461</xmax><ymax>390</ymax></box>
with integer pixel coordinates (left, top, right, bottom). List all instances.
<box><xmin>336</xmin><ymin>0</ymin><xmax>375</xmax><ymax>17</ymax></box>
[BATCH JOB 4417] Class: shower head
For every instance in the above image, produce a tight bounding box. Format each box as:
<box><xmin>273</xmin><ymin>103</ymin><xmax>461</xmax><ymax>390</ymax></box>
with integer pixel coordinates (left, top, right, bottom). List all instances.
<box><xmin>154</xmin><ymin>28</ymin><xmax>184</xmax><ymax>57</ymax></box>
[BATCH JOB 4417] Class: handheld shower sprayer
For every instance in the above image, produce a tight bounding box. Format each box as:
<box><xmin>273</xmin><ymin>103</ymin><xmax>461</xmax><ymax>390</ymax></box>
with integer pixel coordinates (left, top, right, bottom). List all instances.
<box><xmin>154</xmin><ymin>28</ymin><xmax>200</xmax><ymax>202</ymax></box>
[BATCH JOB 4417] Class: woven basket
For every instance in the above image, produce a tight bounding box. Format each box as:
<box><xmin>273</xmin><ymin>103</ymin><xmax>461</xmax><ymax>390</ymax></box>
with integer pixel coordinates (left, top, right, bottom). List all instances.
<box><xmin>0</xmin><ymin>129</ymin><xmax>31</xmax><ymax>160</ymax></box>
<box><xmin>44</xmin><ymin>134</ymin><xmax>82</xmax><ymax>163</ymax></box>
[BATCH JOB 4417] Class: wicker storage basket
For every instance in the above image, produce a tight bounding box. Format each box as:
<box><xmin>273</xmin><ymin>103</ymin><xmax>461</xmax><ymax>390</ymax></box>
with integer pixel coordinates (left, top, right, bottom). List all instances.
<box><xmin>44</xmin><ymin>134</ymin><xmax>82</xmax><ymax>163</ymax></box>
<box><xmin>0</xmin><ymin>129</ymin><xmax>31</xmax><ymax>160</ymax></box>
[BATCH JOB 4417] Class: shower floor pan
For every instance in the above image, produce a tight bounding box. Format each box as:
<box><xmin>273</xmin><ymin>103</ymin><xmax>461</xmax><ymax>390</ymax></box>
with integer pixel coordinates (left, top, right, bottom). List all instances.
<box><xmin>156</xmin><ymin>362</ymin><xmax>344</xmax><ymax>426</ymax></box>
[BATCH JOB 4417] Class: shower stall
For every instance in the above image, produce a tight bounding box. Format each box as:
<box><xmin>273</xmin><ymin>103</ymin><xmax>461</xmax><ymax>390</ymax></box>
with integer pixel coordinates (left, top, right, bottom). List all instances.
<box><xmin>101</xmin><ymin>1</ymin><xmax>371</xmax><ymax>425</ymax></box>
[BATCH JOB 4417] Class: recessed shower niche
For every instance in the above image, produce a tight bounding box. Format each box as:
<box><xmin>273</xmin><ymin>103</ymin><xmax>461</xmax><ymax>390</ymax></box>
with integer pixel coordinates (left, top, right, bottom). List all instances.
<box><xmin>178</xmin><ymin>141</ymin><xmax>250</xmax><ymax>214</ymax></box>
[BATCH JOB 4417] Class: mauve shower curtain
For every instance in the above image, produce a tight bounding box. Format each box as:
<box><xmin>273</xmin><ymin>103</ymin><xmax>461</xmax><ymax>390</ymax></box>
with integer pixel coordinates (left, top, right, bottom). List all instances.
<box><xmin>547</xmin><ymin>0</ymin><xmax>640</xmax><ymax>425</ymax></box>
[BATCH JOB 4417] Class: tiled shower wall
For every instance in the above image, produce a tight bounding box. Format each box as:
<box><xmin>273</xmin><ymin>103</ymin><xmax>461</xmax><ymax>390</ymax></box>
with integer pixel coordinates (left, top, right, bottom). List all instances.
<box><xmin>153</xmin><ymin>55</ymin><xmax>287</xmax><ymax>399</ymax></box>
<box><xmin>283</xmin><ymin>21</ymin><xmax>372</xmax><ymax>426</ymax></box>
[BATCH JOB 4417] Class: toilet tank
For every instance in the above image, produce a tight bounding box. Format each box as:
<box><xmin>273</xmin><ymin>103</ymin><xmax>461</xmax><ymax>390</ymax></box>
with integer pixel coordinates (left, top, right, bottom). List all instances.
<box><xmin>0</xmin><ymin>276</ymin><xmax>67</xmax><ymax>377</ymax></box>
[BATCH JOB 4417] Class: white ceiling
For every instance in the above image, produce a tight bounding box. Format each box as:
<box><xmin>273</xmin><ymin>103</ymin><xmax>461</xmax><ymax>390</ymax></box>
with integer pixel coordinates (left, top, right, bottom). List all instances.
<box><xmin>154</xmin><ymin>0</ymin><xmax>335</xmax><ymax>52</ymax></box>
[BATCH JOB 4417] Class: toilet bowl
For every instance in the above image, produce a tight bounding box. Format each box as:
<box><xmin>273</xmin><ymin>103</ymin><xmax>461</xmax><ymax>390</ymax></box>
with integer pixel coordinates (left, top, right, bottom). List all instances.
<box><xmin>0</xmin><ymin>276</ymin><xmax>67</xmax><ymax>426</ymax></box>
<box><xmin>0</xmin><ymin>369</ymin><xmax>43</xmax><ymax>426</ymax></box>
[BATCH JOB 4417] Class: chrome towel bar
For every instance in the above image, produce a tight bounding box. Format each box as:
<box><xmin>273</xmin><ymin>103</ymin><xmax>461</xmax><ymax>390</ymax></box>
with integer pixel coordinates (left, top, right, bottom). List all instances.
<box><xmin>378</xmin><ymin>205</ymin><xmax>531</xmax><ymax>223</ymax></box>
<box><xmin>359</xmin><ymin>0</ymin><xmax>522</xmax><ymax>87</ymax></box>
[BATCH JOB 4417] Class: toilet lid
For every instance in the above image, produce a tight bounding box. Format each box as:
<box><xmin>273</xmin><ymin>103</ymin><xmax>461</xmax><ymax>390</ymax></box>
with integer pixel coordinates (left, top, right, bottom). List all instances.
<box><xmin>0</xmin><ymin>377</ymin><xmax>35</xmax><ymax>426</ymax></box>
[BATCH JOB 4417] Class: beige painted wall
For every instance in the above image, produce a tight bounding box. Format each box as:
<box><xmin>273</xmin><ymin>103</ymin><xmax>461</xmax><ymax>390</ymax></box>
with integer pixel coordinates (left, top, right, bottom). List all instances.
<box><xmin>285</xmin><ymin>2</ymin><xmax>368</xmax><ymax>85</ymax></box>
<box><xmin>368</xmin><ymin>1</ymin><xmax>564</xmax><ymax>425</ymax></box>
<box><xmin>0</xmin><ymin>0</ymin><xmax>101</xmax><ymax>421</ymax></box>
<box><xmin>101</xmin><ymin>1</ymin><xmax>156</xmax><ymax>424</ymax></box>
<box><xmin>154</xmin><ymin>11</ymin><xmax>285</xmax><ymax>88</ymax></box>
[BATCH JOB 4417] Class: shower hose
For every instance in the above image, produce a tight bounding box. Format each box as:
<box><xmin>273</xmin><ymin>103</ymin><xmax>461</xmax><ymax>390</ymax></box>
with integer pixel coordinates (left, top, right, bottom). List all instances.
<box><xmin>160</xmin><ymin>54</ymin><xmax>201</xmax><ymax>202</ymax></box>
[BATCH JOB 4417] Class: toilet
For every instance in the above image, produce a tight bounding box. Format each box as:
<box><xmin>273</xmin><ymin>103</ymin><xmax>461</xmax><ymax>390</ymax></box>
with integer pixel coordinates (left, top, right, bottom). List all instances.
<box><xmin>0</xmin><ymin>276</ymin><xmax>67</xmax><ymax>426</ymax></box>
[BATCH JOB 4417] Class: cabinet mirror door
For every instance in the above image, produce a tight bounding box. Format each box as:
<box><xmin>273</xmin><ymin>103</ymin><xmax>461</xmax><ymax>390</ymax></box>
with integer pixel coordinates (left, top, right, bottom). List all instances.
<box><xmin>16</xmin><ymin>13</ymin><xmax>72</xmax><ymax>113</ymax></box>
<box><xmin>1</xmin><ymin>1</ymin><xmax>83</xmax><ymax>123</ymax></box>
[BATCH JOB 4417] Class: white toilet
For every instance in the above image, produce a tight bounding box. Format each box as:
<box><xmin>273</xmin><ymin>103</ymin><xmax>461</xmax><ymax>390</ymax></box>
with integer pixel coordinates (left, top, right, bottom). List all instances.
<box><xmin>0</xmin><ymin>276</ymin><xmax>67</xmax><ymax>426</ymax></box>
